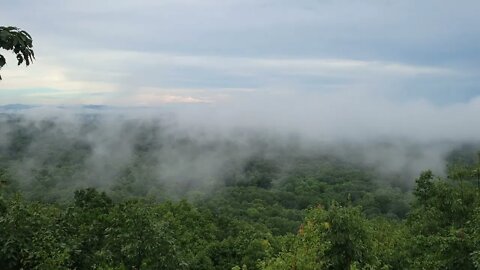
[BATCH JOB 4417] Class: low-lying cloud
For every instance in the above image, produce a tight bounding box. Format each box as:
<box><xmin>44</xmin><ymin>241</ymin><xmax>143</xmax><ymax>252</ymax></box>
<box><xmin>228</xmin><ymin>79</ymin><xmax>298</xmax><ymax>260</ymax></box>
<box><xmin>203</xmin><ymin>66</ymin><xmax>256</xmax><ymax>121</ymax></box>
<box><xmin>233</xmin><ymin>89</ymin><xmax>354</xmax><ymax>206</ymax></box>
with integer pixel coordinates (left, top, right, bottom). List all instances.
<box><xmin>0</xmin><ymin>90</ymin><xmax>478</xmax><ymax>200</ymax></box>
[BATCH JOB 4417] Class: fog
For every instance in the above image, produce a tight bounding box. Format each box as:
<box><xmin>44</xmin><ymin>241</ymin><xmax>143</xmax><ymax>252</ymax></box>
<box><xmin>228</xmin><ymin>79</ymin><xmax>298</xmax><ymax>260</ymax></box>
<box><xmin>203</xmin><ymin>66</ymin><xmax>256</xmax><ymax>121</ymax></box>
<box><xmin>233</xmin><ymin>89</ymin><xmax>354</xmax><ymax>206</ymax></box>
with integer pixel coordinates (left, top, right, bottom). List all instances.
<box><xmin>0</xmin><ymin>90</ymin><xmax>478</xmax><ymax>200</ymax></box>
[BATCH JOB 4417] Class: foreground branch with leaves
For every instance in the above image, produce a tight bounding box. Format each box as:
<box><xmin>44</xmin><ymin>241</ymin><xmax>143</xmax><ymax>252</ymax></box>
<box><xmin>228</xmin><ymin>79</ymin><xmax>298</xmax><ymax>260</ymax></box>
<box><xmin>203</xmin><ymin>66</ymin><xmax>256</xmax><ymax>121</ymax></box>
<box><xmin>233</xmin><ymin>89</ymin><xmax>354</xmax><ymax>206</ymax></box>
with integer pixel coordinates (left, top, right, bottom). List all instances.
<box><xmin>0</xmin><ymin>26</ymin><xmax>35</xmax><ymax>80</ymax></box>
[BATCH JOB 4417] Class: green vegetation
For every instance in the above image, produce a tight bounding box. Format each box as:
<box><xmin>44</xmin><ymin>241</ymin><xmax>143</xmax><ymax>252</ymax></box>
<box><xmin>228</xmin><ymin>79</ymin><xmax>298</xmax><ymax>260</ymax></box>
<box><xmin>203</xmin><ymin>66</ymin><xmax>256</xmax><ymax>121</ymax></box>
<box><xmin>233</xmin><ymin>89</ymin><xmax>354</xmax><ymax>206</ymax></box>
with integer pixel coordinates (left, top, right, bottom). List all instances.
<box><xmin>0</xmin><ymin>26</ymin><xmax>35</xmax><ymax>80</ymax></box>
<box><xmin>1</xmin><ymin>115</ymin><xmax>480</xmax><ymax>269</ymax></box>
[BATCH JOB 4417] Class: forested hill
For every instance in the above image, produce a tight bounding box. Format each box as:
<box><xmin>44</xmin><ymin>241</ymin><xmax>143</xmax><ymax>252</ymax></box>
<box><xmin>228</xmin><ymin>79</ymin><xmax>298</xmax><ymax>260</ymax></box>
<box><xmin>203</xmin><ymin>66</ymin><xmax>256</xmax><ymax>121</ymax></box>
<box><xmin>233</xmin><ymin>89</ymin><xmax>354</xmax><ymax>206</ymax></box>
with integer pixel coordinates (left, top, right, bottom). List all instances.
<box><xmin>1</xmin><ymin>112</ymin><xmax>480</xmax><ymax>269</ymax></box>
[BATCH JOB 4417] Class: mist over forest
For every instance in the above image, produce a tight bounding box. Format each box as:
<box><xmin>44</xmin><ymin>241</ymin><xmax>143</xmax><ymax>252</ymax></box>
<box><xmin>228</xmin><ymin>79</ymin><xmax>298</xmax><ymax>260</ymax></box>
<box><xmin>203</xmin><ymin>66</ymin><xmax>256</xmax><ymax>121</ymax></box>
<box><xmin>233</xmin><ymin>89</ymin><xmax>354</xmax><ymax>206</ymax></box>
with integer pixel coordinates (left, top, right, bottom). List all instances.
<box><xmin>3</xmin><ymin>0</ymin><xmax>480</xmax><ymax>269</ymax></box>
<box><xmin>2</xmin><ymin>101</ymin><xmax>480</xmax><ymax>269</ymax></box>
<box><xmin>2</xmin><ymin>91</ymin><xmax>479</xmax><ymax>201</ymax></box>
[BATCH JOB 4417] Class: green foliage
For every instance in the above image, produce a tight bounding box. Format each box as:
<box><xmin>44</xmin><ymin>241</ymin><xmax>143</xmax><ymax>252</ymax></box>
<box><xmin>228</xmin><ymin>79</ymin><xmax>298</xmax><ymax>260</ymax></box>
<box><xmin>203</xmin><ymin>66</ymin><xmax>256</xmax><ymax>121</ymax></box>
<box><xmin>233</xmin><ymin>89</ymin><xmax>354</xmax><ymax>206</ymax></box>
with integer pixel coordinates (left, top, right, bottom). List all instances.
<box><xmin>261</xmin><ymin>203</ymin><xmax>384</xmax><ymax>270</ymax></box>
<box><xmin>2</xmin><ymin>166</ymin><xmax>480</xmax><ymax>269</ymax></box>
<box><xmin>99</xmin><ymin>201</ymin><xmax>183</xmax><ymax>269</ymax></box>
<box><xmin>155</xmin><ymin>200</ymin><xmax>217</xmax><ymax>270</ymax></box>
<box><xmin>260</xmin><ymin>165</ymin><xmax>480</xmax><ymax>270</ymax></box>
<box><xmin>2</xmin><ymin>120</ymin><xmax>480</xmax><ymax>269</ymax></box>
<box><xmin>319</xmin><ymin>203</ymin><xmax>378</xmax><ymax>269</ymax></box>
<box><xmin>74</xmin><ymin>188</ymin><xmax>113</xmax><ymax>209</ymax></box>
<box><xmin>0</xmin><ymin>197</ymin><xmax>71</xmax><ymax>269</ymax></box>
<box><xmin>370</xmin><ymin>217</ymin><xmax>410</xmax><ymax>269</ymax></box>
<box><xmin>0</xmin><ymin>26</ymin><xmax>35</xmax><ymax>80</ymax></box>
<box><xmin>224</xmin><ymin>157</ymin><xmax>278</xmax><ymax>189</ymax></box>
<box><xmin>406</xmin><ymin>170</ymin><xmax>479</xmax><ymax>269</ymax></box>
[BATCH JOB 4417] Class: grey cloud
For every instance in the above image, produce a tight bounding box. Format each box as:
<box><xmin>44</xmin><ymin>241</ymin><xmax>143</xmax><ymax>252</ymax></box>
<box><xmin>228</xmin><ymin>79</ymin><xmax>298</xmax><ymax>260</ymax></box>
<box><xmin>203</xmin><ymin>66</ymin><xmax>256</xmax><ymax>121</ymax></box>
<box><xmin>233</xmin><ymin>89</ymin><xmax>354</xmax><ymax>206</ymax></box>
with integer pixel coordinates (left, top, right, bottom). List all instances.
<box><xmin>2</xmin><ymin>0</ymin><xmax>480</xmax><ymax>102</ymax></box>
<box><xmin>3</xmin><ymin>0</ymin><xmax>480</xmax><ymax>61</ymax></box>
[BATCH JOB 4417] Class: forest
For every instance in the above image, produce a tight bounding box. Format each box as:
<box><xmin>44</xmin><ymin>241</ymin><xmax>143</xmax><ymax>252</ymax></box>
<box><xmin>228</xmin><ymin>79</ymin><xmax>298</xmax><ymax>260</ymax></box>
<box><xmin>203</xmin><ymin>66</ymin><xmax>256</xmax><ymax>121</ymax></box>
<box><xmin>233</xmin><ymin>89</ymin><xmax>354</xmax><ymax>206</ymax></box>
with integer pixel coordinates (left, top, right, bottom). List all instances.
<box><xmin>0</xmin><ymin>112</ymin><xmax>479</xmax><ymax>269</ymax></box>
<box><xmin>3</xmin><ymin>0</ymin><xmax>480</xmax><ymax>268</ymax></box>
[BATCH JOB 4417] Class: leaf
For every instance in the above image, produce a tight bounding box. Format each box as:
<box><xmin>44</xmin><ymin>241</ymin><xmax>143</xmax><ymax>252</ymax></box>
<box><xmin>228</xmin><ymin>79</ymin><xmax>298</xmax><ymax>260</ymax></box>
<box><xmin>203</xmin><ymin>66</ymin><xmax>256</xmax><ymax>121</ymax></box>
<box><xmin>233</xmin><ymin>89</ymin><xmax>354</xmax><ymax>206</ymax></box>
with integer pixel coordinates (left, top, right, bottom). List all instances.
<box><xmin>20</xmin><ymin>30</ymin><xmax>32</xmax><ymax>40</ymax></box>
<box><xmin>0</xmin><ymin>54</ymin><xmax>5</xmax><ymax>67</ymax></box>
<box><xmin>23</xmin><ymin>52</ymin><xmax>30</xmax><ymax>66</ymax></box>
<box><xmin>0</xmin><ymin>26</ymin><xmax>35</xmax><ymax>78</ymax></box>
<box><xmin>16</xmin><ymin>54</ymin><xmax>23</xmax><ymax>65</ymax></box>
<box><xmin>17</xmin><ymin>37</ymin><xmax>25</xmax><ymax>47</ymax></box>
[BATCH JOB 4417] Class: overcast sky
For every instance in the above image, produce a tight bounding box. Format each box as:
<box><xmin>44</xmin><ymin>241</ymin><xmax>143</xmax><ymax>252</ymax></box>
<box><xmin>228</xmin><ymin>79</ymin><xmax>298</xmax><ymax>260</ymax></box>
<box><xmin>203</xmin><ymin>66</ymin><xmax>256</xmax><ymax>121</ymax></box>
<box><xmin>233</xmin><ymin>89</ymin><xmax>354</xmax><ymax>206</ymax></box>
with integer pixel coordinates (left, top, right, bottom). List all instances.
<box><xmin>1</xmin><ymin>0</ymin><xmax>479</xmax><ymax>106</ymax></box>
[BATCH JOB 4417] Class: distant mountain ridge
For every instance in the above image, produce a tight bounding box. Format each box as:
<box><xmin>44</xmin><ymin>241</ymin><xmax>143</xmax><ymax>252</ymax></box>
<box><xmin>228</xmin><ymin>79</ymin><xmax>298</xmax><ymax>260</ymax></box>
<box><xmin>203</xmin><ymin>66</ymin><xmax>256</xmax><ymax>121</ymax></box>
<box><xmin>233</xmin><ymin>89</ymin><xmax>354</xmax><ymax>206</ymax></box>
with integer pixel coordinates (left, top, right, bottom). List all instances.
<box><xmin>0</xmin><ymin>104</ymin><xmax>38</xmax><ymax>111</ymax></box>
<box><xmin>0</xmin><ymin>104</ymin><xmax>113</xmax><ymax>112</ymax></box>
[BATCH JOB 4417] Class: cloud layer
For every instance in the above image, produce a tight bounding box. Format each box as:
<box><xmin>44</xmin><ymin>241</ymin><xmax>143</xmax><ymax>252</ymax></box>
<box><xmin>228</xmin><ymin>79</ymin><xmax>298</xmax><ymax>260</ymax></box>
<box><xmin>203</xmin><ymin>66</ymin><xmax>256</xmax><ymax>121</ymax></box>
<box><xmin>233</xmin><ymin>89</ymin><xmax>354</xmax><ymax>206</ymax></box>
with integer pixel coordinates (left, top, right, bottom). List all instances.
<box><xmin>1</xmin><ymin>0</ymin><xmax>479</xmax><ymax>105</ymax></box>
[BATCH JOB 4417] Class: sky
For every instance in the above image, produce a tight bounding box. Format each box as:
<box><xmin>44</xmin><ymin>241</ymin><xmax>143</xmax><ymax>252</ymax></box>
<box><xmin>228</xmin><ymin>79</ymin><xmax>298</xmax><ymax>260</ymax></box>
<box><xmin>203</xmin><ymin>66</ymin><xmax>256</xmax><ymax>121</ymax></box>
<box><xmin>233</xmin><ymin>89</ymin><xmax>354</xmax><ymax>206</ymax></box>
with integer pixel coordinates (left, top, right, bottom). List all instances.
<box><xmin>0</xmin><ymin>0</ymin><xmax>480</xmax><ymax>106</ymax></box>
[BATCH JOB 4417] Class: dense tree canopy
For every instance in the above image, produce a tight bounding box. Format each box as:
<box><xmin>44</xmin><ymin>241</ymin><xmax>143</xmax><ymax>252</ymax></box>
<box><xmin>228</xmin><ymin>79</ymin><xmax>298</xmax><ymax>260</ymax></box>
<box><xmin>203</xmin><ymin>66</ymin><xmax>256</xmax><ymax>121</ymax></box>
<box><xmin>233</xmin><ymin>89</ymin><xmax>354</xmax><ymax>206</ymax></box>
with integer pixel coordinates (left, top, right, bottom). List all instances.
<box><xmin>3</xmin><ymin>165</ymin><xmax>480</xmax><ymax>269</ymax></box>
<box><xmin>1</xmin><ymin>116</ymin><xmax>480</xmax><ymax>269</ymax></box>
